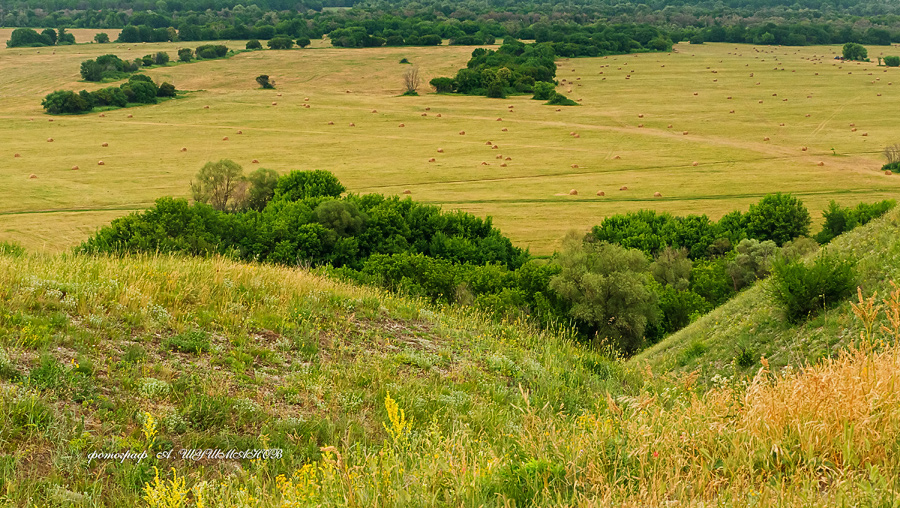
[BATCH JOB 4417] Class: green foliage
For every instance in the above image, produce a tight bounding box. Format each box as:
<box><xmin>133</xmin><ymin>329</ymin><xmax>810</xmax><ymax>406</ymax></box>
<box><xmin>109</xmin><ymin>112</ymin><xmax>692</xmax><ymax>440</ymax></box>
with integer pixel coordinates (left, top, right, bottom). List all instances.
<box><xmin>273</xmin><ymin>170</ymin><xmax>345</xmax><ymax>202</ymax></box>
<box><xmin>549</xmin><ymin>236</ymin><xmax>658</xmax><ymax>353</ymax></box>
<box><xmin>726</xmin><ymin>239</ymin><xmax>778</xmax><ymax>291</ymax></box>
<box><xmin>296</xmin><ymin>36</ymin><xmax>311</xmax><ymax>48</ymax></box>
<box><xmin>177</xmin><ymin>48</ymin><xmax>193</xmax><ymax>62</ymax></box>
<box><xmin>0</xmin><ymin>241</ymin><xmax>25</xmax><ymax>257</ymax></box>
<box><xmin>41</xmin><ymin>90</ymin><xmax>90</xmax><ymax>114</ymax></box>
<box><xmin>884</xmin><ymin>55</ymin><xmax>900</xmax><ymax>67</ymax></box>
<box><xmin>744</xmin><ymin>193</ymin><xmax>811</xmax><ymax>246</ymax></box>
<box><xmin>842</xmin><ymin>42</ymin><xmax>868</xmax><ymax>61</ymax></box>
<box><xmin>245</xmin><ymin>39</ymin><xmax>262</xmax><ymax>50</ymax></box>
<box><xmin>190</xmin><ymin>159</ymin><xmax>247</xmax><ymax>212</ymax></box>
<box><xmin>429</xmin><ymin>77</ymin><xmax>455</xmax><ymax>93</ymax></box>
<box><xmin>547</xmin><ymin>91</ymin><xmax>578</xmax><ymax>105</ymax></box>
<box><xmin>255</xmin><ymin>74</ymin><xmax>275</xmax><ymax>89</ymax></box>
<box><xmin>532</xmin><ymin>81</ymin><xmax>555</xmax><ymax>100</ymax></box>
<box><xmin>154</xmin><ymin>51</ymin><xmax>170</xmax><ymax>65</ymax></box>
<box><xmin>245</xmin><ymin>168</ymin><xmax>280</xmax><ymax>211</ymax></box>
<box><xmin>267</xmin><ymin>37</ymin><xmax>294</xmax><ymax>49</ymax></box>
<box><xmin>195</xmin><ymin>44</ymin><xmax>228</xmax><ymax>59</ymax></box>
<box><xmin>399</xmin><ymin>57</ymin><xmax>411</xmax><ymax>64</ymax></box>
<box><xmin>650</xmin><ymin>247</ymin><xmax>692</xmax><ymax>291</ymax></box>
<box><xmin>157</xmin><ymin>82</ymin><xmax>177</xmax><ymax>97</ymax></box>
<box><xmin>815</xmin><ymin>199</ymin><xmax>895</xmax><ymax>244</ymax></box>
<box><xmin>165</xmin><ymin>330</ymin><xmax>211</xmax><ymax>354</ymax></box>
<box><xmin>655</xmin><ymin>286</ymin><xmax>711</xmax><ymax>338</ymax></box>
<box><xmin>770</xmin><ymin>252</ymin><xmax>856</xmax><ymax>323</ymax></box>
<box><xmin>94</xmin><ymin>32</ymin><xmax>110</xmax><ymax>43</ymax></box>
<box><xmin>6</xmin><ymin>28</ymin><xmax>51</xmax><ymax>47</ymax></box>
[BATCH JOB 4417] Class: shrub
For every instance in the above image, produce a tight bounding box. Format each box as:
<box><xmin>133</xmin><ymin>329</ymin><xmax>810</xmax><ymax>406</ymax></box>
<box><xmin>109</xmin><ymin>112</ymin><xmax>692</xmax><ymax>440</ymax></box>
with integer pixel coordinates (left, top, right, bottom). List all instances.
<box><xmin>6</xmin><ymin>28</ymin><xmax>50</xmax><ymax>48</ymax></box>
<box><xmin>532</xmin><ymin>81</ymin><xmax>555</xmax><ymax>100</ymax></box>
<box><xmin>430</xmin><ymin>77</ymin><xmax>455</xmax><ymax>93</ymax></box>
<box><xmin>884</xmin><ymin>55</ymin><xmax>900</xmax><ymax>67</ymax></box>
<box><xmin>296</xmin><ymin>36</ymin><xmax>311</xmax><ymax>48</ymax></box>
<box><xmin>157</xmin><ymin>82</ymin><xmax>176</xmax><ymax>97</ymax></box>
<box><xmin>399</xmin><ymin>57</ymin><xmax>410</xmax><ymax>64</ymax></box>
<box><xmin>165</xmin><ymin>330</ymin><xmax>211</xmax><ymax>354</ymax></box>
<box><xmin>842</xmin><ymin>42</ymin><xmax>868</xmax><ymax>61</ymax></box>
<box><xmin>246</xmin><ymin>39</ymin><xmax>262</xmax><ymax>50</ymax></box>
<box><xmin>770</xmin><ymin>252</ymin><xmax>856</xmax><ymax>323</ymax></box>
<box><xmin>256</xmin><ymin>75</ymin><xmax>275</xmax><ymax>89</ymax></box>
<box><xmin>689</xmin><ymin>34</ymin><xmax>705</xmax><ymax>44</ymax></box>
<box><xmin>273</xmin><ymin>170</ymin><xmax>345</xmax><ymax>202</ymax></box>
<box><xmin>547</xmin><ymin>91</ymin><xmax>578</xmax><ymax>106</ymax></box>
<box><xmin>267</xmin><ymin>37</ymin><xmax>294</xmax><ymax>49</ymax></box>
<box><xmin>177</xmin><ymin>48</ymin><xmax>193</xmax><ymax>62</ymax></box>
<box><xmin>41</xmin><ymin>90</ymin><xmax>91</xmax><ymax>114</ymax></box>
<box><xmin>154</xmin><ymin>51</ymin><xmax>170</xmax><ymax>65</ymax></box>
<box><xmin>744</xmin><ymin>193</ymin><xmax>810</xmax><ymax>246</ymax></box>
<box><xmin>94</xmin><ymin>32</ymin><xmax>110</xmax><ymax>43</ymax></box>
<box><xmin>246</xmin><ymin>168</ymin><xmax>280</xmax><ymax>211</ymax></box>
<box><xmin>141</xmin><ymin>54</ymin><xmax>154</xmax><ymax>66</ymax></box>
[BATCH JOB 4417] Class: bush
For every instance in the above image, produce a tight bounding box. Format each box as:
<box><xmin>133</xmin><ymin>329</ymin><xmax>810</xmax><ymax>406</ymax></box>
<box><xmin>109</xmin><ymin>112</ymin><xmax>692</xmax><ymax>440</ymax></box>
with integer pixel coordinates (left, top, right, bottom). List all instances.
<box><xmin>177</xmin><ymin>48</ymin><xmax>193</xmax><ymax>62</ymax></box>
<box><xmin>157</xmin><ymin>82</ymin><xmax>176</xmax><ymax>97</ymax></box>
<box><xmin>532</xmin><ymin>81</ymin><xmax>555</xmax><ymax>100</ymax></box>
<box><xmin>246</xmin><ymin>39</ymin><xmax>262</xmax><ymax>50</ymax></box>
<box><xmin>6</xmin><ymin>28</ymin><xmax>50</xmax><ymax>48</ymax></box>
<box><xmin>94</xmin><ymin>32</ymin><xmax>110</xmax><ymax>43</ymax></box>
<box><xmin>141</xmin><ymin>54</ymin><xmax>154</xmax><ymax>66</ymax></box>
<box><xmin>744</xmin><ymin>193</ymin><xmax>810</xmax><ymax>246</ymax></box>
<box><xmin>245</xmin><ymin>168</ymin><xmax>280</xmax><ymax>211</ymax></box>
<box><xmin>154</xmin><ymin>51</ymin><xmax>170</xmax><ymax>65</ymax></box>
<box><xmin>547</xmin><ymin>91</ymin><xmax>578</xmax><ymax>106</ymax></box>
<box><xmin>430</xmin><ymin>77</ymin><xmax>455</xmax><ymax>93</ymax></box>
<box><xmin>267</xmin><ymin>37</ymin><xmax>294</xmax><ymax>49</ymax></box>
<box><xmin>296</xmin><ymin>36</ymin><xmax>311</xmax><ymax>48</ymax></box>
<box><xmin>191</xmin><ymin>160</ymin><xmax>246</xmax><ymax>212</ymax></box>
<box><xmin>842</xmin><ymin>42</ymin><xmax>868</xmax><ymax>61</ymax></box>
<box><xmin>885</xmin><ymin>55</ymin><xmax>900</xmax><ymax>67</ymax></box>
<box><xmin>770</xmin><ymin>252</ymin><xmax>856</xmax><ymax>323</ymax></box>
<box><xmin>165</xmin><ymin>330</ymin><xmax>211</xmax><ymax>354</ymax></box>
<box><xmin>41</xmin><ymin>90</ymin><xmax>90</xmax><ymax>114</ymax></box>
<box><xmin>273</xmin><ymin>170</ymin><xmax>345</xmax><ymax>202</ymax></box>
<box><xmin>256</xmin><ymin>75</ymin><xmax>275</xmax><ymax>89</ymax></box>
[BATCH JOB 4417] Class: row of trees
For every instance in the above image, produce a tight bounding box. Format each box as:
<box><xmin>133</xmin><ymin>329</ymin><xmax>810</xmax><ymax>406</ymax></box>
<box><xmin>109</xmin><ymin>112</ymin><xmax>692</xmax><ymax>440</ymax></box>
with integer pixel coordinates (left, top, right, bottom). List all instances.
<box><xmin>78</xmin><ymin>165</ymin><xmax>895</xmax><ymax>354</ymax></box>
<box><xmin>41</xmin><ymin>74</ymin><xmax>176</xmax><ymax>114</ymax></box>
<box><xmin>6</xmin><ymin>27</ymin><xmax>74</xmax><ymax>47</ymax></box>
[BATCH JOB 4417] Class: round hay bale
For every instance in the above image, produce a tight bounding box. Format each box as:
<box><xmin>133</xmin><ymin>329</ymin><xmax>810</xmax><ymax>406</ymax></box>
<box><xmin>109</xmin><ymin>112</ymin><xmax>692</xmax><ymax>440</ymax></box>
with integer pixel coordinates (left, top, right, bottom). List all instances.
<box><xmin>577</xmin><ymin>99</ymin><xmax>583</xmax><ymax>102</ymax></box>
<box><xmin>693</xmin><ymin>92</ymin><xmax>698</xmax><ymax>96</ymax></box>
<box><xmin>14</xmin><ymin>153</ymin><xmax>21</xmax><ymax>158</ymax></box>
<box><xmin>571</xmin><ymin>164</ymin><xmax>579</xmax><ymax>168</ymax></box>
<box><xmin>727</xmin><ymin>96</ymin><xmax>732</xmax><ymax>99</ymax></box>
<box><xmin>101</xmin><ymin>142</ymin><xmax>108</xmax><ymax>147</ymax></box>
<box><xmin>886</xmin><ymin>170</ymin><xmax>893</xmax><ymax>176</ymax></box>
<box><xmin>271</xmin><ymin>102</ymin><xmax>277</xmax><ymax>106</ymax></box>
<box><xmin>877</xmin><ymin>93</ymin><xmax>882</xmax><ymax>96</ymax></box>
<box><xmin>277</xmin><ymin>93</ymin><xmax>282</xmax><ymax>97</ymax></box>
<box><xmin>496</xmin><ymin>117</ymin><xmax>502</xmax><ymax>121</ymax></box>
<box><xmin>692</xmin><ymin>161</ymin><xmax>698</xmax><ymax>166</ymax></box>
<box><xmin>654</xmin><ymin>192</ymin><xmax>662</xmax><ymax>197</ymax></box>
<box><xmin>349</xmin><ymin>123</ymin><xmax>355</xmax><ymax>127</ymax></box>
<box><xmin>48</xmin><ymin>119</ymin><xmax>54</xmax><ymax>122</ymax></box>
<box><xmin>779</xmin><ymin>123</ymin><xmax>785</xmax><ymax>126</ymax></box>
<box><xmin>481</xmin><ymin>162</ymin><xmax>488</xmax><ymax>166</ymax></box>
<box><xmin>459</xmin><ymin>131</ymin><xmax>465</xmax><ymax>135</ymax></box>
<box><xmin>237</xmin><ymin>130</ymin><xmax>243</xmax><ymax>135</ymax></box>
<box><xmin>223</xmin><ymin>136</ymin><xmax>229</xmax><ymax>141</ymax></box>
<box><xmin>500</xmin><ymin>163</ymin><xmax>507</xmax><ymax>167</ymax></box>
<box><xmin>758</xmin><ymin>100</ymin><xmax>763</xmax><ymax>104</ymax></box>
<box><xmin>71</xmin><ymin>165</ymin><xmax>79</xmax><ymax>170</ymax></box>
<box><xmin>428</xmin><ymin>158</ymin><xmax>436</xmax><ymax>162</ymax></box>
<box><xmin>251</xmin><ymin>159</ymin><xmax>259</xmax><ymax>164</ymax></box>
<box><xmin>372</xmin><ymin>109</ymin><xmax>377</xmax><ymax>113</ymax></box>
<box><xmin>304</xmin><ymin>104</ymin><xmax>310</xmax><ymax>109</ymax></box>
<box><xmin>763</xmin><ymin>136</ymin><xmax>770</xmax><ymax>141</ymax></box>
<box><xmin>729</xmin><ymin>110</ymin><xmax>735</xmax><ymax>113</ymax></box>
<box><xmin>425</xmin><ymin>107</ymin><xmax>431</xmax><ymax>111</ymax></box>
<box><xmin>638</xmin><ymin>124</ymin><xmax>643</xmax><ymax>128</ymax></box>
<box><xmin>436</xmin><ymin>114</ymin><xmax>442</xmax><ymax>118</ymax></box>
<box><xmin>817</xmin><ymin>161</ymin><xmax>825</xmax><ymax>166</ymax></box>
<box><xmin>492</xmin><ymin>145</ymin><xmax>499</xmax><ymax>149</ymax></box>
<box><xmin>345</xmin><ymin>90</ymin><xmax>351</xmax><ymax>94</ymax></box>
<box><xmin>508</xmin><ymin>105</ymin><xmax>514</xmax><ymax>109</ymax></box>
<box><xmin>772</xmin><ymin>93</ymin><xmax>777</xmax><ymax>96</ymax></box>
<box><xmin>398</xmin><ymin>123</ymin><xmax>405</xmax><ymax>127</ymax></box>
<box><xmin>437</xmin><ymin>148</ymin><xmax>444</xmax><ymax>153</ymax></box>
<box><xmin>421</xmin><ymin>113</ymin><xmax>427</xmax><ymax>117</ymax></box>
<box><xmin>556</xmin><ymin>109</ymin><xmax>561</xmax><ymax>112</ymax></box>
<box><xmin>667</xmin><ymin>124</ymin><xmax>673</xmax><ymax>128</ymax></box>
<box><xmin>505</xmin><ymin>157</ymin><xmax>512</xmax><ymax>161</ymax></box>
<box><xmin>596</xmin><ymin>191</ymin><xmax>605</xmax><ymax>196</ymax></box>
<box><xmin>569</xmin><ymin>189</ymin><xmax>578</xmax><ymax>195</ymax></box>
<box><xmin>862</xmin><ymin>132</ymin><xmax>868</xmax><ymax>136</ymax></box>
<box><xmin>638</xmin><ymin>114</ymin><xmax>644</xmax><ymax>118</ymax></box>
<box><xmin>402</xmin><ymin>189</ymin><xmax>411</xmax><ymax>194</ymax></box>
<box><xmin>801</xmin><ymin>147</ymin><xmax>808</xmax><ymax>151</ymax></box>
<box><xmin>28</xmin><ymin>174</ymin><xmax>37</xmax><ymax>179</ymax></box>
<box><xmin>850</xmin><ymin>123</ymin><xmax>855</xmax><ymax>126</ymax></box>
<box><xmin>573</xmin><ymin>134</ymin><xmax>580</xmax><ymax>138</ymax></box>
<box><xmin>181</xmin><ymin>147</ymin><xmax>187</xmax><ymax>152</ymax></box>
<box><xmin>98</xmin><ymin>160</ymin><xmax>105</xmax><ymax>165</ymax></box>
<box><xmin>682</xmin><ymin>131</ymin><xmax>689</xmax><ymax>135</ymax></box>
<box><xmin>805</xmin><ymin>114</ymin><xmax>811</xmax><ymax>117</ymax></box>
<box><xmin>613</xmin><ymin>155</ymin><xmax>621</xmax><ymax>160</ymax></box>
<box><xmin>99</xmin><ymin>113</ymin><xmax>105</xmax><ymax>117</ymax></box>
<box><xmin>204</xmin><ymin>105</ymin><xmax>210</xmax><ymax>109</ymax></box>
<box><xmin>47</xmin><ymin>138</ymin><xmax>53</xmax><ymax>142</ymax></box>
<box><xmin>619</xmin><ymin>186</ymin><xmax>628</xmax><ymax>191</ymax></box>
<box><xmin>496</xmin><ymin>155</ymin><xmax>503</xmax><ymax>159</ymax></box>
<box><xmin>486</xmin><ymin>141</ymin><xmax>493</xmax><ymax>145</ymax></box>
<box><xmin>127</xmin><ymin>114</ymin><xmax>133</xmax><ymax>118</ymax></box>
<box><xmin>501</xmin><ymin>128</ymin><xmax>508</xmax><ymax>132</ymax></box>
<box><xmin>328</xmin><ymin>121</ymin><xmax>334</xmax><ymax>125</ymax></box>
<box><xmin>851</xmin><ymin>128</ymin><xmax>857</xmax><ymax>132</ymax></box>
<box><xmin>570</xmin><ymin>132</ymin><xmax>576</xmax><ymax>136</ymax></box>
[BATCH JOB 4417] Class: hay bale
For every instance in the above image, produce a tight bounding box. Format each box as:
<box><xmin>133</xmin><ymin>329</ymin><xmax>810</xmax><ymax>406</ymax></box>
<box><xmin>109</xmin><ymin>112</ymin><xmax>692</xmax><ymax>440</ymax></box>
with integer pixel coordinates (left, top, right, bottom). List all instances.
<box><xmin>421</xmin><ymin>113</ymin><xmax>427</xmax><ymax>117</ymax></box>
<box><xmin>349</xmin><ymin>123</ymin><xmax>355</xmax><ymax>127</ymax></box>
<box><xmin>667</xmin><ymin>124</ymin><xmax>673</xmax><ymax>128</ymax></box>
<box><xmin>758</xmin><ymin>100</ymin><xmax>763</xmax><ymax>104</ymax></box>
<box><xmin>98</xmin><ymin>161</ymin><xmax>105</xmax><ymax>165</ymax></box>
<box><xmin>436</xmin><ymin>114</ymin><xmax>442</xmax><ymax>118</ymax></box>
<box><xmin>570</xmin><ymin>132</ymin><xmax>576</xmax><ymax>136</ymax></box>
<box><xmin>99</xmin><ymin>113</ymin><xmax>105</xmax><ymax>117</ymax></box>
<box><xmin>779</xmin><ymin>123</ymin><xmax>785</xmax><ymax>127</ymax></box>
<box><xmin>71</xmin><ymin>165</ymin><xmax>78</xmax><ymax>170</ymax></box>
<box><xmin>204</xmin><ymin>105</ymin><xmax>210</xmax><ymax>109</ymax></box>
<box><xmin>425</xmin><ymin>107</ymin><xmax>431</xmax><ymax>111</ymax></box>
<box><xmin>573</xmin><ymin>134</ymin><xmax>580</xmax><ymax>138</ymax></box>
<box><xmin>693</xmin><ymin>92</ymin><xmax>698</xmax><ymax>96</ymax></box>
<box><xmin>486</xmin><ymin>141</ymin><xmax>493</xmax><ymax>145</ymax></box>
<box><xmin>569</xmin><ymin>189</ymin><xmax>578</xmax><ymax>195</ymax></box>
<box><xmin>428</xmin><ymin>158</ymin><xmax>436</xmax><ymax>162</ymax></box>
<box><xmin>692</xmin><ymin>161</ymin><xmax>698</xmax><ymax>166</ymax></box>
<box><xmin>850</xmin><ymin>123</ymin><xmax>855</xmax><ymax>126</ymax></box>
<box><xmin>727</xmin><ymin>96</ymin><xmax>732</xmax><ymax>99</ymax></box>
<box><xmin>345</xmin><ymin>90</ymin><xmax>351</xmax><ymax>93</ymax></box>
<box><xmin>48</xmin><ymin>119</ymin><xmax>54</xmax><ymax>122</ymax></box>
<box><xmin>47</xmin><ymin>138</ymin><xmax>53</xmax><ymax>142</ymax></box>
<box><xmin>371</xmin><ymin>109</ymin><xmax>377</xmax><ymax>113</ymax></box>
<box><xmin>613</xmin><ymin>155</ymin><xmax>621</xmax><ymax>160</ymax></box>
<box><xmin>481</xmin><ymin>162</ymin><xmax>489</xmax><ymax>166</ymax></box>
<box><xmin>437</xmin><ymin>148</ymin><xmax>444</xmax><ymax>153</ymax></box>
<box><xmin>763</xmin><ymin>137</ymin><xmax>770</xmax><ymax>141</ymax></box>
<box><xmin>729</xmin><ymin>110</ymin><xmax>735</xmax><ymax>113</ymax></box>
<box><xmin>127</xmin><ymin>114</ymin><xmax>133</xmax><ymax>118</ymax></box>
<box><xmin>500</xmin><ymin>163</ymin><xmax>507</xmax><ymax>167</ymax></box>
<box><xmin>878</xmin><ymin>93</ymin><xmax>882</xmax><ymax>96</ymax></box>
<box><xmin>459</xmin><ymin>131</ymin><xmax>465</xmax><ymax>135</ymax></box>
<box><xmin>571</xmin><ymin>164</ymin><xmax>579</xmax><ymax>168</ymax></box>
<box><xmin>271</xmin><ymin>102</ymin><xmax>277</xmax><ymax>106</ymax></box>
<box><xmin>496</xmin><ymin>117</ymin><xmax>503</xmax><ymax>121</ymax></box>
<box><xmin>619</xmin><ymin>186</ymin><xmax>628</xmax><ymax>191</ymax></box>
<box><xmin>304</xmin><ymin>104</ymin><xmax>310</xmax><ymax>109</ymax></box>
<box><xmin>101</xmin><ymin>142</ymin><xmax>108</xmax><ymax>147</ymax></box>
<box><xmin>801</xmin><ymin>147</ymin><xmax>808</xmax><ymax>151</ymax></box>
<box><xmin>638</xmin><ymin>124</ymin><xmax>643</xmax><ymax>128</ymax></box>
<box><xmin>181</xmin><ymin>147</ymin><xmax>187</xmax><ymax>152</ymax></box>
<box><xmin>654</xmin><ymin>192</ymin><xmax>662</xmax><ymax>197</ymax></box>
<box><xmin>508</xmin><ymin>105</ymin><xmax>514</xmax><ymax>109</ymax></box>
<box><xmin>223</xmin><ymin>136</ymin><xmax>229</xmax><ymax>141</ymax></box>
<box><xmin>501</xmin><ymin>128</ymin><xmax>508</xmax><ymax>132</ymax></box>
<box><xmin>805</xmin><ymin>114</ymin><xmax>811</xmax><ymax>117</ymax></box>
<box><xmin>402</xmin><ymin>189</ymin><xmax>411</xmax><ymax>194</ymax></box>
<box><xmin>886</xmin><ymin>170</ymin><xmax>893</xmax><ymax>176</ymax></box>
<box><xmin>237</xmin><ymin>130</ymin><xmax>243</xmax><ymax>135</ymax></box>
<box><xmin>505</xmin><ymin>157</ymin><xmax>512</xmax><ymax>161</ymax></box>
<box><xmin>399</xmin><ymin>123</ymin><xmax>405</xmax><ymax>127</ymax></box>
<box><xmin>251</xmin><ymin>159</ymin><xmax>259</xmax><ymax>164</ymax></box>
<box><xmin>328</xmin><ymin>121</ymin><xmax>334</xmax><ymax>125</ymax></box>
<box><xmin>14</xmin><ymin>153</ymin><xmax>21</xmax><ymax>158</ymax></box>
<box><xmin>682</xmin><ymin>131</ymin><xmax>689</xmax><ymax>135</ymax></box>
<box><xmin>862</xmin><ymin>132</ymin><xmax>868</xmax><ymax>136</ymax></box>
<box><xmin>851</xmin><ymin>128</ymin><xmax>857</xmax><ymax>132</ymax></box>
<box><xmin>277</xmin><ymin>93</ymin><xmax>282</xmax><ymax>97</ymax></box>
<box><xmin>28</xmin><ymin>174</ymin><xmax>37</xmax><ymax>179</ymax></box>
<box><xmin>556</xmin><ymin>109</ymin><xmax>561</xmax><ymax>112</ymax></box>
<box><xmin>492</xmin><ymin>145</ymin><xmax>499</xmax><ymax>149</ymax></box>
<box><xmin>496</xmin><ymin>155</ymin><xmax>503</xmax><ymax>159</ymax></box>
<box><xmin>817</xmin><ymin>161</ymin><xmax>825</xmax><ymax>166</ymax></box>
<box><xmin>596</xmin><ymin>191</ymin><xmax>605</xmax><ymax>196</ymax></box>
<box><xmin>638</xmin><ymin>114</ymin><xmax>644</xmax><ymax>118</ymax></box>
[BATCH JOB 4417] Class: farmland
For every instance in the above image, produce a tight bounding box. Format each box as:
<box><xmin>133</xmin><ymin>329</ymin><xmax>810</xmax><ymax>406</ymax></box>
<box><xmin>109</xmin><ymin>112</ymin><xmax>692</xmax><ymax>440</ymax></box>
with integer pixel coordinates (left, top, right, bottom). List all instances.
<box><xmin>1</xmin><ymin>31</ymin><xmax>899</xmax><ymax>254</ymax></box>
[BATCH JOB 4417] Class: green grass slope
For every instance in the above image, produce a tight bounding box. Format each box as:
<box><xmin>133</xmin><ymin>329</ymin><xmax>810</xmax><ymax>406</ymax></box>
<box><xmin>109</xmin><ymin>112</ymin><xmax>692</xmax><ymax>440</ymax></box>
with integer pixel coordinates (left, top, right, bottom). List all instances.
<box><xmin>632</xmin><ymin>205</ymin><xmax>900</xmax><ymax>381</ymax></box>
<box><xmin>0</xmin><ymin>250</ymin><xmax>630</xmax><ymax>506</ymax></box>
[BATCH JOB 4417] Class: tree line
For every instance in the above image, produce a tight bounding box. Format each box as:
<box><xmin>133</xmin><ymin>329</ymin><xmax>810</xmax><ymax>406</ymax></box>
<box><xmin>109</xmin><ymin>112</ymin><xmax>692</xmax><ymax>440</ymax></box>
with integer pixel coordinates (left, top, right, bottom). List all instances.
<box><xmin>42</xmin><ymin>74</ymin><xmax>176</xmax><ymax>114</ymax></box>
<box><xmin>79</xmin><ymin>165</ymin><xmax>894</xmax><ymax>355</ymax></box>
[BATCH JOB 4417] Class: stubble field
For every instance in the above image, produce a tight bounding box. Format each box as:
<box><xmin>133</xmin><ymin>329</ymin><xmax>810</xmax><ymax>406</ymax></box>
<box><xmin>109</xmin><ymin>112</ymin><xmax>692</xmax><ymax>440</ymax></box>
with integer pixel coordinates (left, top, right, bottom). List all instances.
<box><xmin>1</xmin><ymin>31</ymin><xmax>899</xmax><ymax>254</ymax></box>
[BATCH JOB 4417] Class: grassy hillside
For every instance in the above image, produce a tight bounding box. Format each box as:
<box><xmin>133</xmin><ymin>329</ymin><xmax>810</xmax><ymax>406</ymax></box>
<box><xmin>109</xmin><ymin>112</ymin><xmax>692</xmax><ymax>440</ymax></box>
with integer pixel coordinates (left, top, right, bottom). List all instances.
<box><xmin>2</xmin><ymin>41</ymin><xmax>900</xmax><ymax>254</ymax></box>
<box><xmin>1</xmin><ymin>247</ymin><xmax>899</xmax><ymax>506</ymax></box>
<box><xmin>632</xmin><ymin>205</ymin><xmax>900</xmax><ymax>381</ymax></box>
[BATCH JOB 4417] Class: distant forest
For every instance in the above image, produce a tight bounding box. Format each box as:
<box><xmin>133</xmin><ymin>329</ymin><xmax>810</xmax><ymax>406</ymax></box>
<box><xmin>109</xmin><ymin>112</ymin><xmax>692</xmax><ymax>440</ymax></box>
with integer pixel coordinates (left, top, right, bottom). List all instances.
<box><xmin>4</xmin><ymin>0</ymin><xmax>900</xmax><ymax>49</ymax></box>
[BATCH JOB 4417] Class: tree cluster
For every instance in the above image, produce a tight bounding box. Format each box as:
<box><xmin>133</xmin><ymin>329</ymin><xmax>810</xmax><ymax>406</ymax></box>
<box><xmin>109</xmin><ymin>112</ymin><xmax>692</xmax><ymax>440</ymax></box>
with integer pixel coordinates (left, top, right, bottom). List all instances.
<box><xmin>42</xmin><ymin>75</ymin><xmax>176</xmax><ymax>114</ymax></box>
<box><xmin>6</xmin><ymin>27</ymin><xmax>74</xmax><ymax>47</ymax></box>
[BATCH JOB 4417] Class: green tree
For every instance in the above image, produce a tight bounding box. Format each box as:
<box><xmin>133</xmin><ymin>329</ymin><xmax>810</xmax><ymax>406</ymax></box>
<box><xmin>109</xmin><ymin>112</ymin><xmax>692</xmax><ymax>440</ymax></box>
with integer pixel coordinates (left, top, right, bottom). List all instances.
<box><xmin>745</xmin><ymin>193</ymin><xmax>811</xmax><ymax>246</ymax></box>
<box><xmin>41</xmin><ymin>29</ymin><xmax>58</xmax><ymax>45</ymax></box>
<box><xmin>246</xmin><ymin>39</ymin><xmax>262</xmax><ymax>50</ymax></box>
<box><xmin>245</xmin><ymin>168</ymin><xmax>279</xmax><ymax>211</ymax></box>
<box><xmin>296</xmin><ymin>36</ymin><xmax>311</xmax><ymax>48</ymax></box>
<box><xmin>267</xmin><ymin>37</ymin><xmax>293</xmax><ymax>49</ymax></box>
<box><xmin>41</xmin><ymin>90</ymin><xmax>90</xmax><ymax>114</ymax></box>
<box><xmin>726</xmin><ymin>239</ymin><xmax>777</xmax><ymax>291</ymax></box>
<box><xmin>157</xmin><ymin>82</ymin><xmax>177</xmax><ymax>97</ymax></box>
<box><xmin>7</xmin><ymin>28</ymin><xmax>49</xmax><ymax>47</ymax></box>
<box><xmin>770</xmin><ymin>252</ymin><xmax>856</xmax><ymax>323</ymax></box>
<box><xmin>884</xmin><ymin>55</ymin><xmax>900</xmax><ymax>67</ymax></box>
<box><xmin>154</xmin><ymin>52</ymin><xmax>170</xmax><ymax>65</ymax></box>
<box><xmin>256</xmin><ymin>75</ymin><xmax>275</xmax><ymax>89</ymax></box>
<box><xmin>430</xmin><ymin>77</ymin><xmax>456</xmax><ymax>93</ymax></box>
<box><xmin>177</xmin><ymin>48</ymin><xmax>193</xmax><ymax>62</ymax></box>
<box><xmin>532</xmin><ymin>81</ymin><xmax>555</xmax><ymax>100</ymax></box>
<box><xmin>313</xmin><ymin>200</ymin><xmax>367</xmax><ymax>236</ymax></box>
<box><xmin>94</xmin><ymin>32</ymin><xmax>110</xmax><ymax>44</ymax></box>
<box><xmin>650</xmin><ymin>247</ymin><xmax>692</xmax><ymax>291</ymax></box>
<box><xmin>549</xmin><ymin>234</ymin><xmax>658</xmax><ymax>353</ymax></box>
<box><xmin>273</xmin><ymin>170</ymin><xmax>345</xmax><ymax>202</ymax></box>
<box><xmin>843</xmin><ymin>42</ymin><xmax>868</xmax><ymax>61</ymax></box>
<box><xmin>190</xmin><ymin>160</ymin><xmax>246</xmax><ymax>212</ymax></box>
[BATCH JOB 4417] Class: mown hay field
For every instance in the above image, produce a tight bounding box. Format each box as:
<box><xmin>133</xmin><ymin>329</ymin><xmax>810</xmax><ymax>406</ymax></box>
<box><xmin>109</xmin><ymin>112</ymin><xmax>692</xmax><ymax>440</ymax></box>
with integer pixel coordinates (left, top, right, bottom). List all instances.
<box><xmin>1</xmin><ymin>34</ymin><xmax>899</xmax><ymax>253</ymax></box>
